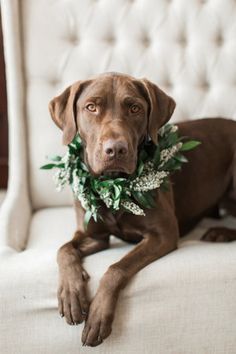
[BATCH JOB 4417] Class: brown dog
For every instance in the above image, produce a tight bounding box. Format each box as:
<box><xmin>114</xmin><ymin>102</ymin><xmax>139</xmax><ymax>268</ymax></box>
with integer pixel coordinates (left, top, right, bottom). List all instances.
<box><xmin>49</xmin><ymin>72</ymin><xmax>236</xmax><ymax>347</ymax></box>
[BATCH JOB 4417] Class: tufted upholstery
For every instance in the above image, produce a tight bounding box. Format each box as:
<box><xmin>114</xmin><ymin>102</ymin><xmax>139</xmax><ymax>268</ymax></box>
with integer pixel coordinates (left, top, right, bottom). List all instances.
<box><xmin>1</xmin><ymin>0</ymin><xmax>236</xmax><ymax>353</ymax></box>
<box><xmin>21</xmin><ymin>0</ymin><xmax>236</xmax><ymax>209</ymax></box>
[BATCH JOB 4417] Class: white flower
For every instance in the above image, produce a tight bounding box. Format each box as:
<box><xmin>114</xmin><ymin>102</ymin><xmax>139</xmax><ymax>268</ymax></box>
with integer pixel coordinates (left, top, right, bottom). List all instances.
<box><xmin>53</xmin><ymin>168</ymin><xmax>70</xmax><ymax>191</ymax></box>
<box><xmin>130</xmin><ymin>162</ymin><xmax>168</xmax><ymax>192</ymax></box>
<box><xmin>170</xmin><ymin>125</ymin><xmax>178</xmax><ymax>133</ymax></box>
<box><xmin>121</xmin><ymin>200</ymin><xmax>145</xmax><ymax>216</ymax></box>
<box><xmin>71</xmin><ymin>170</ymin><xmax>90</xmax><ymax>210</ymax></box>
<box><xmin>61</xmin><ymin>150</ymin><xmax>70</xmax><ymax>163</ymax></box>
<box><xmin>104</xmin><ymin>198</ymin><xmax>114</xmax><ymax>208</ymax></box>
<box><xmin>159</xmin><ymin>142</ymin><xmax>183</xmax><ymax>166</ymax></box>
<box><xmin>79</xmin><ymin>193</ymin><xmax>90</xmax><ymax>210</ymax></box>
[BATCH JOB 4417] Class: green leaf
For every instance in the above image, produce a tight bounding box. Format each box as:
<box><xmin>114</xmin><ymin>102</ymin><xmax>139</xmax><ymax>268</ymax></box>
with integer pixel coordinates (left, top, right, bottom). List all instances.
<box><xmin>153</xmin><ymin>145</ymin><xmax>160</xmax><ymax>167</ymax></box>
<box><xmin>113</xmin><ymin>198</ymin><xmax>120</xmax><ymax>210</ymax></box>
<box><xmin>174</xmin><ymin>154</ymin><xmax>188</xmax><ymax>163</ymax></box>
<box><xmin>144</xmin><ymin>192</ymin><xmax>157</xmax><ymax>208</ymax></box>
<box><xmin>180</xmin><ymin>140</ymin><xmax>201</xmax><ymax>151</ymax></box>
<box><xmin>163</xmin><ymin>158</ymin><xmax>182</xmax><ymax>171</ymax></box>
<box><xmin>73</xmin><ymin>135</ymin><xmax>82</xmax><ymax>149</ymax></box>
<box><xmin>112</xmin><ymin>184</ymin><xmax>122</xmax><ymax>209</ymax></box>
<box><xmin>113</xmin><ymin>178</ymin><xmax>127</xmax><ymax>185</ymax></box>
<box><xmin>84</xmin><ymin>210</ymin><xmax>92</xmax><ymax>229</ymax></box>
<box><xmin>166</xmin><ymin>132</ymin><xmax>178</xmax><ymax>146</ymax></box>
<box><xmin>133</xmin><ymin>191</ymin><xmax>153</xmax><ymax>209</ymax></box>
<box><xmin>161</xmin><ymin>158</ymin><xmax>176</xmax><ymax>170</ymax></box>
<box><xmin>40</xmin><ymin>163</ymin><xmax>57</xmax><ymax>170</ymax></box>
<box><xmin>99</xmin><ymin>180</ymin><xmax>114</xmax><ymax>187</ymax></box>
<box><xmin>68</xmin><ymin>145</ymin><xmax>77</xmax><ymax>155</ymax></box>
<box><xmin>47</xmin><ymin>155</ymin><xmax>62</xmax><ymax>162</ymax></box>
<box><xmin>113</xmin><ymin>184</ymin><xmax>122</xmax><ymax>200</ymax></box>
<box><xmin>74</xmin><ymin>135</ymin><xmax>82</xmax><ymax>145</ymax></box>
<box><xmin>93</xmin><ymin>211</ymin><xmax>98</xmax><ymax>223</ymax></box>
<box><xmin>137</xmin><ymin>161</ymin><xmax>144</xmax><ymax>176</ymax></box>
<box><xmin>91</xmin><ymin>178</ymin><xmax>99</xmax><ymax>192</ymax></box>
<box><xmin>80</xmin><ymin>161</ymin><xmax>89</xmax><ymax>172</ymax></box>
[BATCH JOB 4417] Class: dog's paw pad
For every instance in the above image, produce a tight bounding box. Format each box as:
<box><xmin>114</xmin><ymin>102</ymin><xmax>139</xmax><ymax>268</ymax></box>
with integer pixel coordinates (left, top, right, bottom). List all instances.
<box><xmin>201</xmin><ymin>227</ymin><xmax>235</xmax><ymax>242</ymax></box>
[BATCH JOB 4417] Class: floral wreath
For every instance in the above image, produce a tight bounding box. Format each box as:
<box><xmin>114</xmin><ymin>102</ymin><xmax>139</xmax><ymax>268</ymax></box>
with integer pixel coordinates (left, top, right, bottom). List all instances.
<box><xmin>41</xmin><ymin>124</ymin><xmax>200</xmax><ymax>227</ymax></box>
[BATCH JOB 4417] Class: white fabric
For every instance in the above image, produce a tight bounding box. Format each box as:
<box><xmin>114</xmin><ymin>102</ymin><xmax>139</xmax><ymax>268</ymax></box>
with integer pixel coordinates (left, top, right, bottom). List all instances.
<box><xmin>1</xmin><ymin>208</ymin><xmax>236</xmax><ymax>354</ymax></box>
<box><xmin>1</xmin><ymin>0</ymin><xmax>236</xmax><ymax>352</ymax></box>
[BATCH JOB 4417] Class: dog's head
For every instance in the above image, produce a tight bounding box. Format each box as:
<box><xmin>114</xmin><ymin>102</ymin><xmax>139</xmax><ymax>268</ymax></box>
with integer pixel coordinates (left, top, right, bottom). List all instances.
<box><xmin>49</xmin><ymin>72</ymin><xmax>175</xmax><ymax>176</ymax></box>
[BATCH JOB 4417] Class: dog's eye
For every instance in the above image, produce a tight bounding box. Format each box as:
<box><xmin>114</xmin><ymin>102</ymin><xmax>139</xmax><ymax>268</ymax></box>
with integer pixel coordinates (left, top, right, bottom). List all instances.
<box><xmin>86</xmin><ymin>103</ymin><xmax>97</xmax><ymax>112</ymax></box>
<box><xmin>130</xmin><ymin>104</ymin><xmax>141</xmax><ymax>114</ymax></box>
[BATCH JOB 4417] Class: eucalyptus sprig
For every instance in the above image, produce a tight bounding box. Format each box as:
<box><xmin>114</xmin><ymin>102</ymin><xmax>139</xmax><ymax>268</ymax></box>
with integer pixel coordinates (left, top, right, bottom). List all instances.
<box><xmin>41</xmin><ymin>124</ymin><xmax>200</xmax><ymax>227</ymax></box>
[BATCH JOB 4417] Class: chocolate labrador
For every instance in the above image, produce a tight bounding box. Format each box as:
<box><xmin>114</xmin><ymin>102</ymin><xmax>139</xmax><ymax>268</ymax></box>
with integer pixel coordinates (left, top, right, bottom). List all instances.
<box><xmin>49</xmin><ymin>72</ymin><xmax>236</xmax><ymax>347</ymax></box>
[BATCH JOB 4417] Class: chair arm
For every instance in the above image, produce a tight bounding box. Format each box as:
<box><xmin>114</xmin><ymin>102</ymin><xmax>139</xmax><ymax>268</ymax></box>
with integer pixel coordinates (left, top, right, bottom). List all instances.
<box><xmin>0</xmin><ymin>0</ymin><xmax>32</xmax><ymax>250</ymax></box>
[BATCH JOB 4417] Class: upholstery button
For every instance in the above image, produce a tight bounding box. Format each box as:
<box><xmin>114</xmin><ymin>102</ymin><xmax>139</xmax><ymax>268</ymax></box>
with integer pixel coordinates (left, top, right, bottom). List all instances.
<box><xmin>49</xmin><ymin>78</ymin><xmax>60</xmax><ymax>86</ymax></box>
<box><xmin>201</xmin><ymin>80</ymin><xmax>210</xmax><ymax>90</ymax></box>
<box><xmin>216</xmin><ymin>33</ymin><xmax>223</xmax><ymax>46</ymax></box>
<box><xmin>163</xmin><ymin>78</ymin><xmax>172</xmax><ymax>89</ymax></box>
<box><xmin>69</xmin><ymin>34</ymin><xmax>79</xmax><ymax>46</ymax></box>
<box><xmin>142</xmin><ymin>36</ymin><xmax>151</xmax><ymax>48</ymax></box>
<box><xmin>178</xmin><ymin>34</ymin><xmax>187</xmax><ymax>46</ymax></box>
<box><xmin>106</xmin><ymin>35</ymin><xmax>116</xmax><ymax>45</ymax></box>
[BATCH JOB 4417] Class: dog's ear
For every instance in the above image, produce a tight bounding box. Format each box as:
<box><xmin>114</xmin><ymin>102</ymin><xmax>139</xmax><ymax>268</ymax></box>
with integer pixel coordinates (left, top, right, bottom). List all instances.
<box><xmin>141</xmin><ymin>79</ymin><xmax>176</xmax><ymax>144</ymax></box>
<box><xmin>49</xmin><ymin>81</ymin><xmax>85</xmax><ymax>145</ymax></box>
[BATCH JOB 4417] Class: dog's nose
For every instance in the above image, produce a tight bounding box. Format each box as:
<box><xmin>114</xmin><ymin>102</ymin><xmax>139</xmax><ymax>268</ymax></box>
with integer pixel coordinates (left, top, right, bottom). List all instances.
<box><xmin>104</xmin><ymin>139</ymin><xmax>128</xmax><ymax>158</ymax></box>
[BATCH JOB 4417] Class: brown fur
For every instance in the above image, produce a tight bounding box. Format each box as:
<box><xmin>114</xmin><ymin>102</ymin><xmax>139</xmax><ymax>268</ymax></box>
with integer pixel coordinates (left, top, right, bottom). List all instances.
<box><xmin>49</xmin><ymin>72</ymin><xmax>236</xmax><ymax>347</ymax></box>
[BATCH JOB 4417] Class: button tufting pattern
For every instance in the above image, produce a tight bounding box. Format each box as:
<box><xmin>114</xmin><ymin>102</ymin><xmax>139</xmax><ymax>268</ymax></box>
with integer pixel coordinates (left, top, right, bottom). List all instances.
<box><xmin>68</xmin><ymin>34</ymin><xmax>79</xmax><ymax>46</ymax></box>
<box><xmin>201</xmin><ymin>79</ymin><xmax>210</xmax><ymax>90</ymax></box>
<box><xmin>142</xmin><ymin>35</ymin><xmax>151</xmax><ymax>48</ymax></box>
<box><xmin>19</xmin><ymin>0</ymin><xmax>236</xmax><ymax>208</ymax></box>
<box><xmin>48</xmin><ymin>77</ymin><xmax>60</xmax><ymax>86</ymax></box>
<box><xmin>216</xmin><ymin>32</ymin><xmax>223</xmax><ymax>46</ymax></box>
<box><xmin>178</xmin><ymin>33</ymin><xmax>187</xmax><ymax>46</ymax></box>
<box><xmin>106</xmin><ymin>35</ymin><xmax>116</xmax><ymax>45</ymax></box>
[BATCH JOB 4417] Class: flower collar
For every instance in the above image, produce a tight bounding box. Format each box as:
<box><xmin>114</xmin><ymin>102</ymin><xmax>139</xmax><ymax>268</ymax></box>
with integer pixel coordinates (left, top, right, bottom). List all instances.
<box><xmin>41</xmin><ymin>124</ymin><xmax>200</xmax><ymax>227</ymax></box>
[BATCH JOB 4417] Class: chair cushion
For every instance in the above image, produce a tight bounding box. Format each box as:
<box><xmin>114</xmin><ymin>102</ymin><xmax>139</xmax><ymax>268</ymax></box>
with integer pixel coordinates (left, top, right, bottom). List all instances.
<box><xmin>1</xmin><ymin>207</ymin><xmax>236</xmax><ymax>353</ymax></box>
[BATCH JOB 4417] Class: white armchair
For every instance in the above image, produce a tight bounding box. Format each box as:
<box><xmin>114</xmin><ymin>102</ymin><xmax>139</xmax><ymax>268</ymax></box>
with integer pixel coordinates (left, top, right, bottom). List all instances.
<box><xmin>1</xmin><ymin>0</ymin><xmax>236</xmax><ymax>353</ymax></box>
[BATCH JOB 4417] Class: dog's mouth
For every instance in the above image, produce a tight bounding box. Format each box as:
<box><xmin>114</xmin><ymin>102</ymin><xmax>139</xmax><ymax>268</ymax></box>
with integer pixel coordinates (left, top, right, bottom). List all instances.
<box><xmin>101</xmin><ymin>169</ymin><xmax>130</xmax><ymax>178</ymax></box>
<box><xmin>86</xmin><ymin>160</ymin><xmax>134</xmax><ymax>178</ymax></box>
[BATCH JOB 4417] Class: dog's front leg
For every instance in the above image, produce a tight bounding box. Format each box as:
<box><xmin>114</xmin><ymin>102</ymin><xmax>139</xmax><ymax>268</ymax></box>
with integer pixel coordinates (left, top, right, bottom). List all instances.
<box><xmin>82</xmin><ymin>229</ymin><xmax>178</xmax><ymax>347</ymax></box>
<box><xmin>57</xmin><ymin>231</ymin><xmax>109</xmax><ymax>325</ymax></box>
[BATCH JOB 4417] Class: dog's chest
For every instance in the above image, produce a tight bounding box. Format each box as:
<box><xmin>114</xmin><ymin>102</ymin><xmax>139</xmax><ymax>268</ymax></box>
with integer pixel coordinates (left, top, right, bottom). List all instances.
<box><xmin>104</xmin><ymin>210</ymin><xmax>144</xmax><ymax>243</ymax></box>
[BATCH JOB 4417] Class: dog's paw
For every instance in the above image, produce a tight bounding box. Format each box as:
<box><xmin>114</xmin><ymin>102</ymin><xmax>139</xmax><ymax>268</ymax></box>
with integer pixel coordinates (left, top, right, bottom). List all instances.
<box><xmin>201</xmin><ymin>227</ymin><xmax>236</xmax><ymax>242</ymax></box>
<box><xmin>57</xmin><ymin>266</ymin><xmax>90</xmax><ymax>325</ymax></box>
<box><xmin>81</xmin><ymin>292</ymin><xmax>114</xmax><ymax>347</ymax></box>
